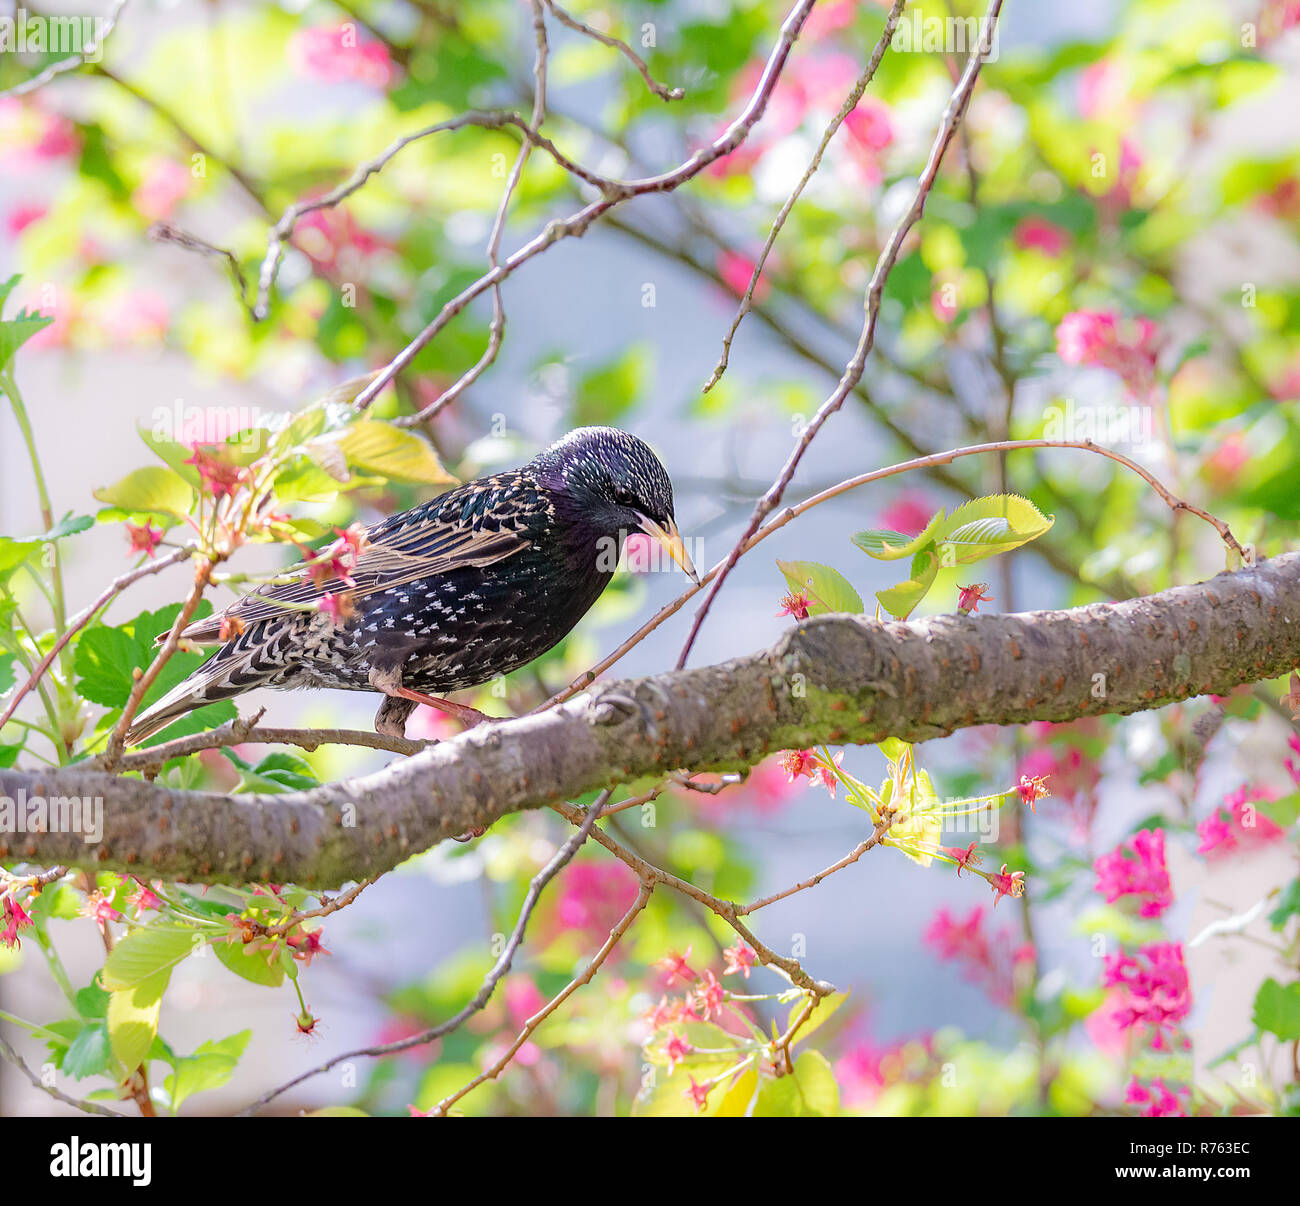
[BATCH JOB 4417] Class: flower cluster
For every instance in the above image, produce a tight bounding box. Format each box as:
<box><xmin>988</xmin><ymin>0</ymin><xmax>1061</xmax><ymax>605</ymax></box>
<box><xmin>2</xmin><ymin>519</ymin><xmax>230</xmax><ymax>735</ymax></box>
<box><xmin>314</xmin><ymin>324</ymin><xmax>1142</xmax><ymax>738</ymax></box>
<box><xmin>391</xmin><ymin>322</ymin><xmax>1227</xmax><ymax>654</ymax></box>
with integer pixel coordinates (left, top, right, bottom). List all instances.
<box><xmin>924</xmin><ymin>905</ymin><xmax>1034</xmax><ymax>1007</ymax></box>
<box><xmin>1196</xmin><ymin>784</ymin><xmax>1283</xmax><ymax>858</ymax></box>
<box><xmin>1094</xmin><ymin>828</ymin><xmax>1172</xmax><ymax>919</ymax></box>
<box><xmin>1101</xmin><ymin>942</ymin><xmax>1191</xmax><ymax>1048</ymax></box>
<box><xmin>1055</xmin><ymin>309</ymin><xmax>1161</xmax><ymax>400</ymax></box>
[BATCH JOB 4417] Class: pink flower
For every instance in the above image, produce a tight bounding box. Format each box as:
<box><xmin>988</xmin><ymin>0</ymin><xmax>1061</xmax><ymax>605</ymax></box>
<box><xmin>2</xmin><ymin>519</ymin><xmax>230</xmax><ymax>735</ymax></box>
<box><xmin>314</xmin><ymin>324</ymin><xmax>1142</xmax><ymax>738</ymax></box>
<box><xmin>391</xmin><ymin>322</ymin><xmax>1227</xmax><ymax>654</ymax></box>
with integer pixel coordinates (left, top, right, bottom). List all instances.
<box><xmin>1197</xmin><ymin>784</ymin><xmax>1283</xmax><ymax>858</ymax></box>
<box><xmin>184</xmin><ymin>446</ymin><xmax>250</xmax><ymax>500</ymax></box>
<box><xmin>1055</xmin><ymin>309</ymin><xmax>1161</xmax><ymax>400</ymax></box>
<box><xmin>290</xmin><ymin>24</ymin><xmax>395</xmax><ymax>88</ymax></box>
<box><xmin>989</xmin><ymin>863</ymin><xmax>1025</xmax><ymax>906</ymax></box>
<box><xmin>1013</xmin><ymin>216</ymin><xmax>1068</xmax><ymax>257</ymax></box>
<box><xmin>317</xmin><ymin>591</ymin><xmax>357</xmax><ymax>625</ymax></box>
<box><xmin>956</xmin><ymin>583</ymin><xmax>992</xmax><ymax>614</ymax></box>
<box><xmin>127</xmin><ymin>879</ymin><xmax>163</xmax><ymax>912</ymax></box>
<box><xmin>1094</xmin><ymin>828</ymin><xmax>1172</xmax><ymax>918</ymax></box>
<box><xmin>780</xmin><ymin>749</ymin><xmax>818</xmax><ymax>784</ymax></box>
<box><xmin>925</xmin><ymin>905</ymin><xmax>1026</xmax><ymax>1006</ymax></box>
<box><xmin>844</xmin><ymin>98</ymin><xmax>894</xmax><ymax>152</ymax></box>
<box><xmin>125</xmin><ymin>521</ymin><xmax>164</xmax><ymax>559</ymax></box>
<box><xmin>1016</xmin><ymin>773</ymin><xmax>1050</xmax><ymax>813</ymax></box>
<box><xmin>943</xmin><ymin>841</ymin><xmax>982</xmax><ymax>877</ymax></box>
<box><xmin>777</xmin><ymin>590</ymin><xmax>811</xmax><ymax>620</ymax></box>
<box><xmin>877</xmin><ymin>492</ymin><xmax>934</xmax><ymax>537</ymax></box>
<box><xmin>654</xmin><ymin>947</ymin><xmax>696</xmax><ymax>987</ymax></box>
<box><xmin>1102</xmin><ymin>942</ymin><xmax>1190</xmax><ymax>1039</ymax></box>
<box><xmin>716</xmin><ymin>250</ymin><xmax>768</xmax><ymax>301</ymax></box>
<box><xmin>5</xmin><ymin>203</ymin><xmax>46</xmax><ymax>237</ymax></box>
<box><xmin>689</xmin><ymin>969</ymin><xmax>726</xmax><ymax>1020</ymax></box>
<box><xmin>684</xmin><ymin>1075</ymin><xmax>711</xmax><ymax>1111</ymax></box>
<box><xmin>286</xmin><ymin>928</ymin><xmax>330</xmax><ymax>966</ymax></box>
<box><xmin>810</xmin><ymin>750</ymin><xmax>845</xmax><ymax>797</ymax></box>
<box><xmin>1285</xmin><ymin>733</ymin><xmax>1300</xmax><ymax>790</ymax></box>
<box><xmin>722</xmin><ymin>942</ymin><xmax>756</xmax><ymax>979</ymax></box>
<box><xmin>1</xmin><ymin>895</ymin><xmax>33</xmax><ymax>950</ymax></box>
<box><xmin>132</xmin><ymin>158</ymin><xmax>192</xmax><ymax>221</ymax></box>
<box><xmin>662</xmin><ymin>1031</ymin><xmax>692</xmax><ymax>1073</ymax></box>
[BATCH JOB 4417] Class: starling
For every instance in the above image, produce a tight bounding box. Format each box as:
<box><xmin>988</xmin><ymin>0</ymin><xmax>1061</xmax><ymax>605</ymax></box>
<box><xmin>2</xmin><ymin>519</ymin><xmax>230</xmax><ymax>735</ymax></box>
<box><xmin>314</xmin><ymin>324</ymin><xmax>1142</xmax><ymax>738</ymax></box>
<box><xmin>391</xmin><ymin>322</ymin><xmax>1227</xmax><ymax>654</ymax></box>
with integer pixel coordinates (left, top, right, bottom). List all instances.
<box><xmin>125</xmin><ymin>426</ymin><xmax>698</xmax><ymax>744</ymax></box>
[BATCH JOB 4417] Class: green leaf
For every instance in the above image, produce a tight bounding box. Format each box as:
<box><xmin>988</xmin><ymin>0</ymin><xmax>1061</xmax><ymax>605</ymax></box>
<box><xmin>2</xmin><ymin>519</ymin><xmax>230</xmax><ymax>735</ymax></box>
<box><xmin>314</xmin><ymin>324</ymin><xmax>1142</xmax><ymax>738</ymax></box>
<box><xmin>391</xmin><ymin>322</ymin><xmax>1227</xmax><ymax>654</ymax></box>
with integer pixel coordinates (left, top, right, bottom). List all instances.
<box><xmin>35</xmin><ymin>513</ymin><xmax>94</xmax><ymax>542</ymax></box>
<box><xmin>786</xmin><ymin>990</ymin><xmax>848</xmax><ymax>1049</ymax></box>
<box><xmin>792</xmin><ymin>1049</ymin><xmax>839</xmax><ymax>1116</ymax></box>
<box><xmin>0</xmin><ymin>536</ymin><xmax>41</xmax><ymax>583</ymax></box>
<box><xmin>62</xmin><ymin>1021</ymin><xmax>114</xmax><ymax>1081</ymax></box>
<box><xmin>875</xmin><ymin>547</ymin><xmax>940</xmax><ymax>619</ymax></box>
<box><xmin>776</xmin><ymin>560</ymin><xmax>863</xmax><ymax>616</ymax></box>
<box><xmin>107</xmin><ymin>976</ymin><xmax>166</xmax><ymax>1072</ymax></box>
<box><xmin>851</xmin><ymin>506</ymin><xmax>948</xmax><ymax>561</ymax></box>
<box><xmin>1253</xmin><ymin>978</ymin><xmax>1300</xmax><ymax>1041</ymax></box>
<box><xmin>164</xmin><ymin>1030</ymin><xmax>251</xmax><ymax>1114</ymax></box>
<box><xmin>101</xmin><ymin>925</ymin><xmax>198</xmax><ymax>991</ymax></box>
<box><xmin>336</xmin><ymin>420</ymin><xmax>456</xmax><ymax>485</ymax></box>
<box><xmin>92</xmin><ymin>466</ymin><xmax>194</xmax><ymax>520</ymax></box>
<box><xmin>213</xmin><ymin>937</ymin><xmax>286</xmax><ymax>987</ymax></box>
<box><xmin>0</xmin><ymin>308</ymin><xmax>54</xmax><ymax>371</ymax></box>
<box><xmin>75</xmin><ymin>979</ymin><xmax>111</xmax><ymax>1019</ymax></box>
<box><xmin>933</xmin><ymin>494</ymin><xmax>1054</xmax><ymax>564</ymax></box>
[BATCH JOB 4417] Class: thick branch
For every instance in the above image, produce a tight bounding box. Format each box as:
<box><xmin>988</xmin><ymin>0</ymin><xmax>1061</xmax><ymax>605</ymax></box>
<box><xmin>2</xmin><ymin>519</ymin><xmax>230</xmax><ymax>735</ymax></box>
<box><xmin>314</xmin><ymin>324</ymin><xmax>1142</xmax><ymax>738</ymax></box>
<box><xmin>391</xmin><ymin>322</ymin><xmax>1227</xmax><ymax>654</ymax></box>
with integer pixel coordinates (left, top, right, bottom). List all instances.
<box><xmin>3</xmin><ymin>555</ymin><xmax>1297</xmax><ymax>885</ymax></box>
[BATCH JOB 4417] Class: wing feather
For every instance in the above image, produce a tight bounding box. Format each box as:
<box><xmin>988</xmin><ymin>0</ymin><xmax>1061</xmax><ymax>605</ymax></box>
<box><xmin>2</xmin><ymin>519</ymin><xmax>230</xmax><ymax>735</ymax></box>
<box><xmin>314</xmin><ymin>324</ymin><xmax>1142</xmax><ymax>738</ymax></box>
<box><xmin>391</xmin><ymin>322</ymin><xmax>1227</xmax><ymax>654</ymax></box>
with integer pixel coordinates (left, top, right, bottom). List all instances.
<box><xmin>175</xmin><ymin>476</ymin><xmax>537</xmax><ymax>643</ymax></box>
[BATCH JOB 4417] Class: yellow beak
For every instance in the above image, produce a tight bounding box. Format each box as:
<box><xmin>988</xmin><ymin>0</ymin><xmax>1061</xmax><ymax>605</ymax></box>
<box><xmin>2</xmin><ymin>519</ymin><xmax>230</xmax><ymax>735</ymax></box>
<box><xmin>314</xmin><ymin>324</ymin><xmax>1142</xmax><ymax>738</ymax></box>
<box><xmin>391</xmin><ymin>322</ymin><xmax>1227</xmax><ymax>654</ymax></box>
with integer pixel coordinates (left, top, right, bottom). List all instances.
<box><xmin>636</xmin><ymin>513</ymin><xmax>701</xmax><ymax>585</ymax></box>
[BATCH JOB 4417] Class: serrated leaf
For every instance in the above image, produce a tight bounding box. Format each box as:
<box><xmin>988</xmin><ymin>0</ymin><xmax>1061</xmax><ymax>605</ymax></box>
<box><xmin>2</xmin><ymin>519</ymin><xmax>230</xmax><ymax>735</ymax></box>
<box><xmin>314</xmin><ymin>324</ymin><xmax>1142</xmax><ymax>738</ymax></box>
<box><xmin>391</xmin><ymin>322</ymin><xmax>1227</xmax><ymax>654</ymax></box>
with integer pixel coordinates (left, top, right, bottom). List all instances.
<box><xmin>93</xmin><ymin>466</ymin><xmax>194</xmax><ymax>520</ymax></box>
<box><xmin>776</xmin><ymin>560</ymin><xmax>863</xmax><ymax>616</ymax></box>
<box><xmin>34</xmin><ymin>513</ymin><xmax>94</xmax><ymax>542</ymax></box>
<box><xmin>933</xmin><ymin>493</ymin><xmax>1054</xmax><ymax>564</ymax></box>
<box><xmin>0</xmin><ymin>308</ymin><xmax>54</xmax><ymax>370</ymax></box>
<box><xmin>62</xmin><ymin>1021</ymin><xmax>114</xmax><ymax>1080</ymax></box>
<box><xmin>0</xmin><ymin>536</ymin><xmax>41</xmax><ymax>583</ymax></box>
<box><xmin>336</xmin><ymin>420</ymin><xmax>456</xmax><ymax>485</ymax></box>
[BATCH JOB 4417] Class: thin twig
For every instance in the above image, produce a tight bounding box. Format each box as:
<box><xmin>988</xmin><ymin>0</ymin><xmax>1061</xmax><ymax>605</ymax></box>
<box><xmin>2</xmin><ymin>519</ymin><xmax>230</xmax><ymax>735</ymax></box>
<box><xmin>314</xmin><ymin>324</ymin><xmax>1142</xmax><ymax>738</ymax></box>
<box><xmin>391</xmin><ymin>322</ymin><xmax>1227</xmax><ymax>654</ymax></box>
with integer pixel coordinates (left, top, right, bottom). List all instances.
<box><xmin>238</xmin><ymin>789</ymin><xmax>611</xmax><ymax>1115</ymax></box>
<box><xmin>676</xmin><ymin>0</ymin><xmax>1005</xmax><ymax>670</ymax></box>
<box><xmin>431</xmin><ymin>879</ymin><xmax>653</xmax><ymax>1115</ymax></box>
<box><xmin>0</xmin><ymin>547</ymin><xmax>192</xmax><ymax>732</ymax></box>
<box><xmin>541</xmin><ymin>433</ymin><xmax>1239</xmax><ymax>711</ymax></box>
<box><xmin>0</xmin><ymin>0</ymin><xmax>128</xmax><ymax>99</ymax></box>
<box><xmin>542</xmin><ymin>1</ymin><xmax>683</xmax><ymax>101</ymax></box>
<box><xmin>354</xmin><ymin>0</ymin><xmax>819</xmax><ymax>416</ymax></box>
<box><xmin>0</xmin><ymin>1034</ymin><xmax>125</xmax><ymax>1117</ymax></box>
<box><xmin>703</xmin><ymin>0</ymin><xmax>908</xmax><ymax>393</ymax></box>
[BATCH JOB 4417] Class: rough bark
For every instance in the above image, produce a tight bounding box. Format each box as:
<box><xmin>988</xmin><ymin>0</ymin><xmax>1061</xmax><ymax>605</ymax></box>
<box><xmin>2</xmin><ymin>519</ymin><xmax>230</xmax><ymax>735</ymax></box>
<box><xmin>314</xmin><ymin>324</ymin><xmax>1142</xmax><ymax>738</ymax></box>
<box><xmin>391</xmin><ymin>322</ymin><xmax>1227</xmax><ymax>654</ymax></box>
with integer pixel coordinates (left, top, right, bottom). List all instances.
<box><xmin>2</xmin><ymin>554</ymin><xmax>1296</xmax><ymax>886</ymax></box>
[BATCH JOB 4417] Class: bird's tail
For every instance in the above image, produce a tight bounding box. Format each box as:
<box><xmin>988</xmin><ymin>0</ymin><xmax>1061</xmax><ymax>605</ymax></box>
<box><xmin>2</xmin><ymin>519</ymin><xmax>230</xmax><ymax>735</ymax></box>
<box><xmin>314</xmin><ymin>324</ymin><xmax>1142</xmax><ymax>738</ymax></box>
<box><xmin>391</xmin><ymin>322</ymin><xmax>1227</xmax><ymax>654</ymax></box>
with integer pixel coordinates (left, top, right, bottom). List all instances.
<box><xmin>123</xmin><ymin>639</ymin><xmax>275</xmax><ymax>746</ymax></box>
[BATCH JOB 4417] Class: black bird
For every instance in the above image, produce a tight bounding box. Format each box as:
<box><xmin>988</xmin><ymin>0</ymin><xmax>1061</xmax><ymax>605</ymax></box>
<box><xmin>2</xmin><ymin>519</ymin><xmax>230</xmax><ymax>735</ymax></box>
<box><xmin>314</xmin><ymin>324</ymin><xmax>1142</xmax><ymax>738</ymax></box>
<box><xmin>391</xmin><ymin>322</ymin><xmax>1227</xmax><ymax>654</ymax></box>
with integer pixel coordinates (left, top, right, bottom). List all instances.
<box><xmin>125</xmin><ymin>427</ymin><xmax>698</xmax><ymax>744</ymax></box>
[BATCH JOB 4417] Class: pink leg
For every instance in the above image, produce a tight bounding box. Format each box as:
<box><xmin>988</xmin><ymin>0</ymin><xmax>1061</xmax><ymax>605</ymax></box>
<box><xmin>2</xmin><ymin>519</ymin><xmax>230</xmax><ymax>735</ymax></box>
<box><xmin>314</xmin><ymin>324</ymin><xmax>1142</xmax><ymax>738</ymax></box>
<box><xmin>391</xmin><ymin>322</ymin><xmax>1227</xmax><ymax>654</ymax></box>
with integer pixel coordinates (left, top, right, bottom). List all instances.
<box><xmin>391</xmin><ymin>686</ymin><xmax>492</xmax><ymax>730</ymax></box>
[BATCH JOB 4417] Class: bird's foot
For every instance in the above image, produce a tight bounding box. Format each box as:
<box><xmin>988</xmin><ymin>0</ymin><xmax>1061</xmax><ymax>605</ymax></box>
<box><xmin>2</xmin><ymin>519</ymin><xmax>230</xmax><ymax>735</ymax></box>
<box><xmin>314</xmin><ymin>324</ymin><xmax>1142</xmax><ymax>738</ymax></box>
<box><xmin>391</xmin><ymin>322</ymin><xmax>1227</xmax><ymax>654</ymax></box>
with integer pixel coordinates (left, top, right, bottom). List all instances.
<box><xmin>369</xmin><ymin>665</ymin><xmax>491</xmax><ymax>732</ymax></box>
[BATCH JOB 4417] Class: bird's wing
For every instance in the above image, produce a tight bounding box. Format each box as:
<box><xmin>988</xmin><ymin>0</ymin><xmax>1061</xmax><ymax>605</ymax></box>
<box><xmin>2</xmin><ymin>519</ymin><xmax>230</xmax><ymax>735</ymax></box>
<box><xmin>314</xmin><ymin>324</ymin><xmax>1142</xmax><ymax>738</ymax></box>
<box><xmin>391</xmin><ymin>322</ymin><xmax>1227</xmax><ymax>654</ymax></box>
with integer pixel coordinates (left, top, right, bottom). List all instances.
<box><xmin>176</xmin><ymin>478</ymin><xmax>537</xmax><ymax>643</ymax></box>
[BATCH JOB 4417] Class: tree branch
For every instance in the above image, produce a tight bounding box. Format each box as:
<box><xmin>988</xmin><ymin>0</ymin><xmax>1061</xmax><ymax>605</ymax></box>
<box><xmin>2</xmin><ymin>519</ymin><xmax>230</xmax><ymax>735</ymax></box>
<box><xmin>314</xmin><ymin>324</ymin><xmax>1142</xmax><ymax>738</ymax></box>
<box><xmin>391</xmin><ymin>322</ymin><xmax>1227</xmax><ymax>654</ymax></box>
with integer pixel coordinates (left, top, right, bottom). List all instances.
<box><xmin>3</xmin><ymin>554</ymin><xmax>1297</xmax><ymax>886</ymax></box>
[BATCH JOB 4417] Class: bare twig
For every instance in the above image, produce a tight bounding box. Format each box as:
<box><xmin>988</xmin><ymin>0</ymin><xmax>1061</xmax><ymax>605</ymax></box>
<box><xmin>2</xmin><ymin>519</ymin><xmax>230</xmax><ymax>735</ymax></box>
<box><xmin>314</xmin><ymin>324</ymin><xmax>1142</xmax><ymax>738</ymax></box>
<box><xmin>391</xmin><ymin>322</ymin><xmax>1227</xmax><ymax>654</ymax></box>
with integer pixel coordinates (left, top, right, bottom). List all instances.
<box><xmin>0</xmin><ymin>546</ymin><xmax>192</xmax><ymax>732</ymax></box>
<box><xmin>676</xmin><ymin>0</ymin><xmax>1005</xmax><ymax>669</ymax></box>
<box><xmin>0</xmin><ymin>1034</ymin><xmax>125</xmax><ymax>1117</ymax></box>
<box><xmin>355</xmin><ymin>0</ymin><xmax>819</xmax><ymax>417</ymax></box>
<box><xmin>430</xmin><ymin>878</ymin><xmax>653</xmax><ymax>1115</ymax></box>
<box><xmin>542</xmin><ymin>1</ymin><xmax>683</xmax><ymax>102</ymax></box>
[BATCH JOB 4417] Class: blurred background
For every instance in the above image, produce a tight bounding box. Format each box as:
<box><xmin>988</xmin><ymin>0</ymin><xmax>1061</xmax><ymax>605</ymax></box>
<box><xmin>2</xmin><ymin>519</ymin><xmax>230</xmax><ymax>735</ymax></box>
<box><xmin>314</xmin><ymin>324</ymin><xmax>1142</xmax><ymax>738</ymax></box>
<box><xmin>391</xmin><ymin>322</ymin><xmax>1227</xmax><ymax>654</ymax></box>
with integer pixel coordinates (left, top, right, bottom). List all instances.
<box><xmin>1</xmin><ymin>0</ymin><xmax>1298</xmax><ymax>1116</ymax></box>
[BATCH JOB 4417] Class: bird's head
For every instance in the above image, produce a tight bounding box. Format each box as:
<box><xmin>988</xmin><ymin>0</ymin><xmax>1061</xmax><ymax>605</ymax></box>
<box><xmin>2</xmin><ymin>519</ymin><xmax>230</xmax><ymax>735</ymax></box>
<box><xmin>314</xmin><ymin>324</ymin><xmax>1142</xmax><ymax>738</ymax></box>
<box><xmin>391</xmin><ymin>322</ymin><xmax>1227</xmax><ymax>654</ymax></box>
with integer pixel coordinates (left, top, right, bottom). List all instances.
<box><xmin>535</xmin><ymin>426</ymin><xmax>700</xmax><ymax>585</ymax></box>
